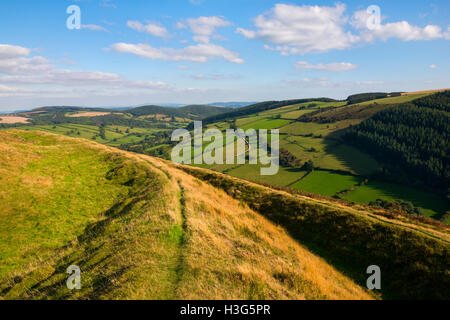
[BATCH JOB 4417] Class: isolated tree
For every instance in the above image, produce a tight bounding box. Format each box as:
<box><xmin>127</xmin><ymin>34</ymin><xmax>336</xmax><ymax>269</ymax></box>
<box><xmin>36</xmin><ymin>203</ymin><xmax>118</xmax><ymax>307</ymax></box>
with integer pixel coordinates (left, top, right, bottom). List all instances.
<box><xmin>302</xmin><ymin>160</ymin><xmax>315</xmax><ymax>172</ymax></box>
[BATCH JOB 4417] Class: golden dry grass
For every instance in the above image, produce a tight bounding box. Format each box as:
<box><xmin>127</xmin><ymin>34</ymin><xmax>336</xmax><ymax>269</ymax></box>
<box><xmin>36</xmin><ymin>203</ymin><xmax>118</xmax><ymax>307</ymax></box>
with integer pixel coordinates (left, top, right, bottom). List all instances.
<box><xmin>0</xmin><ymin>116</ymin><xmax>30</xmax><ymax>124</ymax></box>
<box><xmin>401</xmin><ymin>88</ymin><xmax>450</xmax><ymax>96</ymax></box>
<box><xmin>1</xmin><ymin>130</ymin><xmax>373</xmax><ymax>300</ymax></box>
<box><xmin>143</xmin><ymin>156</ymin><xmax>373</xmax><ymax>300</ymax></box>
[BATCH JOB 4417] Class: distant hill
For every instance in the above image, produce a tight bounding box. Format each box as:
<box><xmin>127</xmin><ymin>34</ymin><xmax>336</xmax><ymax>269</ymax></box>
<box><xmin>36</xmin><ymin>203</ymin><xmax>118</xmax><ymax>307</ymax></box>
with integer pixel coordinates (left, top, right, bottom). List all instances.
<box><xmin>208</xmin><ymin>102</ymin><xmax>258</xmax><ymax>109</ymax></box>
<box><xmin>126</xmin><ymin>104</ymin><xmax>228</xmax><ymax>120</ymax></box>
<box><xmin>199</xmin><ymin>98</ymin><xmax>339</xmax><ymax>126</ymax></box>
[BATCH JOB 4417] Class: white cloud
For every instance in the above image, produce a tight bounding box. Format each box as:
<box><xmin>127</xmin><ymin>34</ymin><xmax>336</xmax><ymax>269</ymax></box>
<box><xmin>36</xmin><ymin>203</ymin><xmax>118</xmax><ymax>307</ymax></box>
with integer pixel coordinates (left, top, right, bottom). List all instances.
<box><xmin>81</xmin><ymin>24</ymin><xmax>108</xmax><ymax>32</ymax></box>
<box><xmin>191</xmin><ymin>73</ymin><xmax>241</xmax><ymax>80</ymax></box>
<box><xmin>295</xmin><ymin>61</ymin><xmax>358</xmax><ymax>72</ymax></box>
<box><xmin>0</xmin><ymin>44</ymin><xmax>169</xmax><ymax>92</ymax></box>
<box><xmin>109</xmin><ymin>42</ymin><xmax>244</xmax><ymax>63</ymax></box>
<box><xmin>351</xmin><ymin>10</ymin><xmax>448</xmax><ymax>42</ymax></box>
<box><xmin>186</xmin><ymin>16</ymin><xmax>231</xmax><ymax>36</ymax></box>
<box><xmin>0</xmin><ymin>44</ymin><xmax>31</xmax><ymax>59</ymax></box>
<box><xmin>238</xmin><ymin>4</ymin><xmax>449</xmax><ymax>55</ymax></box>
<box><xmin>237</xmin><ymin>3</ymin><xmax>358</xmax><ymax>54</ymax></box>
<box><xmin>0</xmin><ymin>53</ymin><xmax>52</xmax><ymax>75</ymax></box>
<box><xmin>127</xmin><ymin>21</ymin><xmax>170</xmax><ymax>38</ymax></box>
<box><xmin>0</xmin><ymin>84</ymin><xmax>26</xmax><ymax>93</ymax></box>
<box><xmin>179</xmin><ymin>16</ymin><xmax>231</xmax><ymax>43</ymax></box>
<box><xmin>429</xmin><ymin>64</ymin><xmax>438</xmax><ymax>69</ymax></box>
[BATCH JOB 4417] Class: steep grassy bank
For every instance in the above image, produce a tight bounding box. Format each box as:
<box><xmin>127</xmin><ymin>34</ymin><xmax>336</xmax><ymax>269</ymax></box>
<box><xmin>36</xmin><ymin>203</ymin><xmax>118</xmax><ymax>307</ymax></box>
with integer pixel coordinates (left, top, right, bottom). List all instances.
<box><xmin>0</xmin><ymin>131</ymin><xmax>371</xmax><ymax>300</ymax></box>
<box><xmin>180</xmin><ymin>166</ymin><xmax>450</xmax><ymax>299</ymax></box>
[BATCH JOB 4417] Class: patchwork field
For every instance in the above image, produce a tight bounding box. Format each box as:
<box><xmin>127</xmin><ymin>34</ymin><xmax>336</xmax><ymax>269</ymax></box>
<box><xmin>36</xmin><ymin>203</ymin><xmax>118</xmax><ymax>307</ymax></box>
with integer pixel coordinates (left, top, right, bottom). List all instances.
<box><xmin>13</xmin><ymin>124</ymin><xmax>159</xmax><ymax>147</ymax></box>
<box><xmin>290</xmin><ymin>171</ymin><xmax>362</xmax><ymax>197</ymax></box>
<box><xmin>355</xmin><ymin>93</ymin><xmax>431</xmax><ymax>106</ymax></box>
<box><xmin>343</xmin><ymin>181</ymin><xmax>448</xmax><ymax>219</ymax></box>
<box><xmin>66</xmin><ymin>112</ymin><xmax>114</xmax><ymax>117</ymax></box>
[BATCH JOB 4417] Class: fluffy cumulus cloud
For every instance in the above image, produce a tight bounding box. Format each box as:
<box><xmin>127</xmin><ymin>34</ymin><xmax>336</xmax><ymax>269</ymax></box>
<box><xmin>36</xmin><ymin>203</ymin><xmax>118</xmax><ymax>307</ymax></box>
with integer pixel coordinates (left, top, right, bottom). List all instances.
<box><xmin>237</xmin><ymin>3</ymin><xmax>450</xmax><ymax>55</ymax></box>
<box><xmin>127</xmin><ymin>21</ymin><xmax>170</xmax><ymax>38</ymax></box>
<box><xmin>109</xmin><ymin>42</ymin><xmax>244</xmax><ymax>63</ymax></box>
<box><xmin>178</xmin><ymin>16</ymin><xmax>231</xmax><ymax>43</ymax></box>
<box><xmin>0</xmin><ymin>44</ymin><xmax>169</xmax><ymax>98</ymax></box>
<box><xmin>351</xmin><ymin>10</ymin><xmax>449</xmax><ymax>42</ymax></box>
<box><xmin>0</xmin><ymin>44</ymin><xmax>31</xmax><ymax>59</ymax></box>
<box><xmin>237</xmin><ymin>3</ymin><xmax>358</xmax><ymax>54</ymax></box>
<box><xmin>295</xmin><ymin>61</ymin><xmax>358</xmax><ymax>72</ymax></box>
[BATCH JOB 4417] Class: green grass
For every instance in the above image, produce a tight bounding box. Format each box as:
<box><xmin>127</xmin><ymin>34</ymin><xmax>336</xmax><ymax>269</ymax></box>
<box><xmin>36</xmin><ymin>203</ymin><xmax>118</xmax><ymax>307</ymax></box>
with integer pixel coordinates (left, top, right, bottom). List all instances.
<box><xmin>355</xmin><ymin>93</ymin><xmax>431</xmax><ymax>106</ymax></box>
<box><xmin>182</xmin><ymin>165</ymin><xmax>450</xmax><ymax>300</ymax></box>
<box><xmin>0</xmin><ymin>130</ymin><xmax>374</xmax><ymax>300</ymax></box>
<box><xmin>240</xmin><ymin>118</ymin><xmax>291</xmax><ymax>130</ymax></box>
<box><xmin>0</xmin><ymin>131</ymin><xmax>129</xmax><ymax>277</ymax></box>
<box><xmin>279</xmin><ymin>119</ymin><xmax>361</xmax><ymax>137</ymax></box>
<box><xmin>290</xmin><ymin>171</ymin><xmax>362</xmax><ymax>197</ymax></box>
<box><xmin>280</xmin><ymin>136</ymin><xmax>380</xmax><ymax>175</ymax></box>
<box><xmin>0</xmin><ymin>130</ymin><xmax>185</xmax><ymax>299</ymax></box>
<box><xmin>12</xmin><ymin>124</ymin><xmax>158</xmax><ymax>147</ymax></box>
<box><xmin>343</xmin><ymin>181</ymin><xmax>448</xmax><ymax>219</ymax></box>
<box><xmin>226</xmin><ymin>165</ymin><xmax>308</xmax><ymax>186</ymax></box>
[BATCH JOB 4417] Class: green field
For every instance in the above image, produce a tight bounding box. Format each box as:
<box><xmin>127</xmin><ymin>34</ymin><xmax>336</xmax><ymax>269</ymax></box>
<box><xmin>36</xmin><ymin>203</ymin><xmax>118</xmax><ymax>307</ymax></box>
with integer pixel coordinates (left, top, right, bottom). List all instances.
<box><xmin>226</xmin><ymin>164</ymin><xmax>308</xmax><ymax>186</ymax></box>
<box><xmin>343</xmin><ymin>181</ymin><xmax>448</xmax><ymax>219</ymax></box>
<box><xmin>355</xmin><ymin>93</ymin><xmax>431</xmax><ymax>106</ymax></box>
<box><xmin>13</xmin><ymin>124</ymin><xmax>158</xmax><ymax>147</ymax></box>
<box><xmin>290</xmin><ymin>171</ymin><xmax>362</xmax><ymax>197</ymax></box>
<box><xmin>240</xmin><ymin>118</ymin><xmax>291</xmax><ymax>130</ymax></box>
<box><xmin>279</xmin><ymin>119</ymin><xmax>361</xmax><ymax>137</ymax></box>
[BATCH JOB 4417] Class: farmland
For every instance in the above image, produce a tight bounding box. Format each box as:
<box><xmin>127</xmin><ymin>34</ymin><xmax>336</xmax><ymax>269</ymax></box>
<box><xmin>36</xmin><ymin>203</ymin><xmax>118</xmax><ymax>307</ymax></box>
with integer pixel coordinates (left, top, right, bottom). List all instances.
<box><xmin>290</xmin><ymin>171</ymin><xmax>362</xmax><ymax>197</ymax></box>
<box><xmin>13</xmin><ymin>123</ymin><xmax>160</xmax><ymax>147</ymax></box>
<box><xmin>2</xmin><ymin>93</ymin><xmax>448</xmax><ymax>224</ymax></box>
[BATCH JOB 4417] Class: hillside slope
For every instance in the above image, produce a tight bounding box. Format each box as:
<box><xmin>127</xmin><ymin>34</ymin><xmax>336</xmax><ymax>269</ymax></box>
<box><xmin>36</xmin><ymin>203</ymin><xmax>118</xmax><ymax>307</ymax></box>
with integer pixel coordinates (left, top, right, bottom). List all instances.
<box><xmin>0</xmin><ymin>130</ymin><xmax>372</xmax><ymax>300</ymax></box>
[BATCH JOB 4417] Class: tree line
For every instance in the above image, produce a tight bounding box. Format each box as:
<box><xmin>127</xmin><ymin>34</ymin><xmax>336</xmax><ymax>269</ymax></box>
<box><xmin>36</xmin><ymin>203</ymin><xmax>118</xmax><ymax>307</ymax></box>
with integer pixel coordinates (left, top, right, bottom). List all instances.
<box><xmin>344</xmin><ymin>100</ymin><xmax>449</xmax><ymax>189</ymax></box>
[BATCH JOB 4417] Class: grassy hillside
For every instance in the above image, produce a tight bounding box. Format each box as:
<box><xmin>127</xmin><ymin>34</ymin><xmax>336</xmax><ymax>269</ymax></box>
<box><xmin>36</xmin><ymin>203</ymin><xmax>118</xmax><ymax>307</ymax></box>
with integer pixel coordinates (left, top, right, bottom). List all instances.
<box><xmin>180</xmin><ymin>165</ymin><xmax>450</xmax><ymax>299</ymax></box>
<box><xmin>0</xmin><ymin>130</ymin><xmax>373</xmax><ymax>300</ymax></box>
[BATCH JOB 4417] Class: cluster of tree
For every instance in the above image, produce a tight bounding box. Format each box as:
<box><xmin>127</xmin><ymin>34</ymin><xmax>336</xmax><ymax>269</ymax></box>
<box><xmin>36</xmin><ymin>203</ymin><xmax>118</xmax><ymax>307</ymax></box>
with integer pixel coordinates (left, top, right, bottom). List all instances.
<box><xmin>119</xmin><ymin>130</ymin><xmax>173</xmax><ymax>159</ymax></box>
<box><xmin>65</xmin><ymin>129</ymin><xmax>81</xmax><ymax>136</ymax></box>
<box><xmin>198</xmin><ymin>98</ymin><xmax>339</xmax><ymax>127</ymax></box>
<box><xmin>344</xmin><ymin>103</ymin><xmax>450</xmax><ymax>188</ymax></box>
<box><xmin>298</xmin><ymin>103</ymin><xmax>392</xmax><ymax>124</ymax></box>
<box><xmin>412</xmin><ymin>90</ymin><xmax>450</xmax><ymax>112</ymax></box>
<box><xmin>279</xmin><ymin>148</ymin><xmax>302</xmax><ymax>167</ymax></box>
<box><xmin>31</xmin><ymin>112</ymin><xmax>172</xmax><ymax>130</ymax></box>
<box><xmin>346</xmin><ymin>92</ymin><xmax>403</xmax><ymax>105</ymax></box>
<box><xmin>369</xmin><ymin>199</ymin><xmax>427</xmax><ymax>216</ymax></box>
<box><xmin>297</xmin><ymin>105</ymin><xmax>340</xmax><ymax>123</ymax></box>
<box><xmin>346</xmin><ymin>92</ymin><xmax>388</xmax><ymax>105</ymax></box>
<box><xmin>127</xmin><ymin>104</ymin><xmax>227</xmax><ymax>119</ymax></box>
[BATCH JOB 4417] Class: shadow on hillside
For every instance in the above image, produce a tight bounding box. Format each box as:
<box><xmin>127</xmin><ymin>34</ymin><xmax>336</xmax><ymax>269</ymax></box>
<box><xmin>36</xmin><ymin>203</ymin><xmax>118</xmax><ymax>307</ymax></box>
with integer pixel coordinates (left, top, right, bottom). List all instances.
<box><xmin>322</xmin><ymin>128</ymin><xmax>380</xmax><ymax>176</ymax></box>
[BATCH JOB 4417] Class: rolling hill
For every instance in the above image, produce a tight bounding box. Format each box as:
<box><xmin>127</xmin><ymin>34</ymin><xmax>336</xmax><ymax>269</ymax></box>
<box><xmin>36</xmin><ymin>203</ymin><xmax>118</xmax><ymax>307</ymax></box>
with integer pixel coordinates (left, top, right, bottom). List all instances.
<box><xmin>0</xmin><ymin>130</ymin><xmax>449</xmax><ymax>300</ymax></box>
<box><xmin>127</xmin><ymin>104</ymin><xmax>229</xmax><ymax>119</ymax></box>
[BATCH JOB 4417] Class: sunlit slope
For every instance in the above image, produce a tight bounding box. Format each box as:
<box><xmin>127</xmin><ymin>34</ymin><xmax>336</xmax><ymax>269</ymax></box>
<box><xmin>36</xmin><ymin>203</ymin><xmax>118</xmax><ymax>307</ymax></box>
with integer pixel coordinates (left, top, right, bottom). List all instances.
<box><xmin>0</xmin><ymin>131</ymin><xmax>371</xmax><ymax>300</ymax></box>
<box><xmin>179</xmin><ymin>165</ymin><xmax>450</xmax><ymax>300</ymax></box>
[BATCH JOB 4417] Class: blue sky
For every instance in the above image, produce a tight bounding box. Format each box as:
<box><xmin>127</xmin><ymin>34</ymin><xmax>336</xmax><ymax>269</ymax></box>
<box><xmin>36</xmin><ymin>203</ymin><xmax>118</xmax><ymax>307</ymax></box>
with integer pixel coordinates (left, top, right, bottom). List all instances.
<box><xmin>0</xmin><ymin>0</ymin><xmax>449</xmax><ymax>110</ymax></box>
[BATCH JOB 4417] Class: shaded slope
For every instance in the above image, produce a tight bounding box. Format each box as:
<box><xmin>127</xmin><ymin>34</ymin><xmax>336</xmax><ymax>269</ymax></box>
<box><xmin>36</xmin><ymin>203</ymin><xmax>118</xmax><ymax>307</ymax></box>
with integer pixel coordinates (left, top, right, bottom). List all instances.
<box><xmin>179</xmin><ymin>165</ymin><xmax>450</xmax><ymax>299</ymax></box>
<box><xmin>0</xmin><ymin>131</ymin><xmax>371</xmax><ymax>300</ymax></box>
